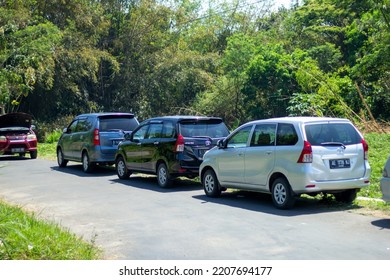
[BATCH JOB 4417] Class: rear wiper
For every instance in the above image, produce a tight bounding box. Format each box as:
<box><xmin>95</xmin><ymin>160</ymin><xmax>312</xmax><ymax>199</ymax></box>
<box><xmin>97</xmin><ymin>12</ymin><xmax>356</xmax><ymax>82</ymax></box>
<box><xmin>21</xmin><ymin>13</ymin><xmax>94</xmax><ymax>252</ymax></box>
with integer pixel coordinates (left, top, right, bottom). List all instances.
<box><xmin>320</xmin><ymin>142</ymin><xmax>346</xmax><ymax>149</ymax></box>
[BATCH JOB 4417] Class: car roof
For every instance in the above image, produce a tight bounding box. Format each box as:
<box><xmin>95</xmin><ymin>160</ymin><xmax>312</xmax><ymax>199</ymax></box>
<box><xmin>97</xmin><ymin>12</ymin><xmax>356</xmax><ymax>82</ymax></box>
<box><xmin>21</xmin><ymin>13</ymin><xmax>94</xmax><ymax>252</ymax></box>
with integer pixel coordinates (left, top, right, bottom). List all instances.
<box><xmin>245</xmin><ymin>116</ymin><xmax>350</xmax><ymax>126</ymax></box>
<box><xmin>77</xmin><ymin>112</ymin><xmax>135</xmax><ymax>118</ymax></box>
<box><xmin>145</xmin><ymin>115</ymin><xmax>223</xmax><ymax>122</ymax></box>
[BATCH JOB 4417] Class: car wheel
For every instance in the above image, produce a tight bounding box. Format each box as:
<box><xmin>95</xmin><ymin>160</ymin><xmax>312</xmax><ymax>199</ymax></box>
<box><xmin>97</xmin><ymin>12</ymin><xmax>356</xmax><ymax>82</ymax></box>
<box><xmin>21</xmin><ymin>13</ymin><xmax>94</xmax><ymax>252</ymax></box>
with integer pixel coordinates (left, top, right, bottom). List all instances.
<box><xmin>116</xmin><ymin>156</ymin><xmax>131</xmax><ymax>179</ymax></box>
<box><xmin>57</xmin><ymin>148</ymin><xmax>68</xmax><ymax>167</ymax></box>
<box><xmin>334</xmin><ymin>189</ymin><xmax>358</xmax><ymax>203</ymax></box>
<box><xmin>157</xmin><ymin>162</ymin><xmax>171</xmax><ymax>188</ymax></box>
<box><xmin>30</xmin><ymin>150</ymin><xmax>37</xmax><ymax>159</ymax></box>
<box><xmin>203</xmin><ymin>169</ymin><xmax>221</xmax><ymax>197</ymax></box>
<box><xmin>271</xmin><ymin>177</ymin><xmax>296</xmax><ymax>209</ymax></box>
<box><xmin>82</xmin><ymin>152</ymin><xmax>95</xmax><ymax>173</ymax></box>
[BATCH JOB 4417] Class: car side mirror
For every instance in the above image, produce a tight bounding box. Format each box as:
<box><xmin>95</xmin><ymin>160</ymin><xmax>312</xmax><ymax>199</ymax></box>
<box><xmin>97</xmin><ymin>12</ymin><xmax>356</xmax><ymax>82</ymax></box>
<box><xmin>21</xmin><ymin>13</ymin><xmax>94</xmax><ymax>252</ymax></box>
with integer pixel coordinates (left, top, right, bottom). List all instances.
<box><xmin>30</xmin><ymin>125</ymin><xmax>36</xmax><ymax>130</ymax></box>
<box><xmin>124</xmin><ymin>133</ymin><xmax>131</xmax><ymax>140</ymax></box>
<box><xmin>63</xmin><ymin>127</ymin><xmax>70</xmax><ymax>134</ymax></box>
<box><xmin>217</xmin><ymin>139</ymin><xmax>226</xmax><ymax>149</ymax></box>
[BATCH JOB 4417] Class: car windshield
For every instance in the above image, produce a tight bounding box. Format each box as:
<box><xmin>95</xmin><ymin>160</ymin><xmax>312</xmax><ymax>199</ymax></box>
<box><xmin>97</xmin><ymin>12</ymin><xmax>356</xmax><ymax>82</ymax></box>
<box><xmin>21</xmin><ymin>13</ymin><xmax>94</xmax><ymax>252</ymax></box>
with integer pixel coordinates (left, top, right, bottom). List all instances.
<box><xmin>305</xmin><ymin>123</ymin><xmax>362</xmax><ymax>146</ymax></box>
<box><xmin>179</xmin><ymin>121</ymin><xmax>229</xmax><ymax>138</ymax></box>
<box><xmin>99</xmin><ymin>117</ymin><xmax>138</xmax><ymax>132</ymax></box>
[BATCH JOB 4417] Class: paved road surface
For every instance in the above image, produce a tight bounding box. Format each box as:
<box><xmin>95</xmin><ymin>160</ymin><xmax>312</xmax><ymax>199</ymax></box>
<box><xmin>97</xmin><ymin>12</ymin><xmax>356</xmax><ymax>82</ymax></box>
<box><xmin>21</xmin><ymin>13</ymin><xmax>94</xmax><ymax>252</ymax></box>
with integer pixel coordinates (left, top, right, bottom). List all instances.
<box><xmin>0</xmin><ymin>157</ymin><xmax>389</xmax><ymax>259</ymax></box>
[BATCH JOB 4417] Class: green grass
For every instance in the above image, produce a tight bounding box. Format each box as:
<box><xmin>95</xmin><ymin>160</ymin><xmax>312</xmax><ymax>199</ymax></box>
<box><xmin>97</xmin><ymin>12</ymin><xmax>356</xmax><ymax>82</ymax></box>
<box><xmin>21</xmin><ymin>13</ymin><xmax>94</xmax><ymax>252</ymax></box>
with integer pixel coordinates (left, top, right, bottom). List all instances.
<box><xmin>362</xmin><ymin>133</ymin><xmax>390</xmax><ymax>198</ymax></box>
<box><xmin>0</xmin><ymin>201</ymin><xmax>101</xmax><ymax>260</ymax></box>
<box><xmin>38</xmin><ymin>142</ymin><xmax>57</xmax><ymax>161</ymax></box>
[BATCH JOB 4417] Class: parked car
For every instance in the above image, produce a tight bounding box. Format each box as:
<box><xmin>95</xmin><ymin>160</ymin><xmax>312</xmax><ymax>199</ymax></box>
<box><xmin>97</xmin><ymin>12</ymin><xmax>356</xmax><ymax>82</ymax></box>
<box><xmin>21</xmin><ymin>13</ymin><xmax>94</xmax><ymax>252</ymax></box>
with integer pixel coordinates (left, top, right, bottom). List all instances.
<box><xmin>115</xmin><ymin>116</ymin><xmax>230</xmax><ymax>187</ymax></box>
<box><xmin>200</xmin><ymin>117</ymin><xmax>371</xmax><ymax>209</ymax></box>
<box><xmin>57</xmin><ymin>112</ymin><xmax>139</xmax><ymax>172</ymax></box>
<box><xmin>0</xmin><ymin>112</ymin><xmax>38</xmax><ymax>159</ymax></box>
<box><xmin>380</xmin><ymin>156</ymin><xmax>390</xmax><ymax>202</ymax></box>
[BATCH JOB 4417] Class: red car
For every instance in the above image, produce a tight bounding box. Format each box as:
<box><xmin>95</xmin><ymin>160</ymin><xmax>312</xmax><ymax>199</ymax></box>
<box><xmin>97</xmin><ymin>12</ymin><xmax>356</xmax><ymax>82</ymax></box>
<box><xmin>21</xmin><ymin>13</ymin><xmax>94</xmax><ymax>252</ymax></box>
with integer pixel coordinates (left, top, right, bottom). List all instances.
<box><xmin>0</xmin><ymin>112</ymin><xmax>38</xmax><ymax>159</ymax></box>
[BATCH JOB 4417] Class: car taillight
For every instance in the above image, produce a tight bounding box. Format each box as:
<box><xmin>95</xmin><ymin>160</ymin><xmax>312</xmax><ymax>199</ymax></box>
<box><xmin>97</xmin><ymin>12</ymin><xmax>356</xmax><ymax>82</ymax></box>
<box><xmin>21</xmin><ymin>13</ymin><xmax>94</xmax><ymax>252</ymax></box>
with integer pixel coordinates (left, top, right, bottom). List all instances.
<box><xmin>361</xmin><ymin>139</ymin><xmax>368</xmax><ymax>160</ymax></box>
<box><xmin>297</xmin><ymin>140</ymin><xmax>313</xmax><ymax>163</ymax></box>
<box><xmin>93</xmin><ymin>129</ymin><xmax>100</xmax><ymax>146</ymax></box>
<box><xmin>174</xmin><ymin>134</ymin><xmax>185</xmax><ymax>152</ymax></box>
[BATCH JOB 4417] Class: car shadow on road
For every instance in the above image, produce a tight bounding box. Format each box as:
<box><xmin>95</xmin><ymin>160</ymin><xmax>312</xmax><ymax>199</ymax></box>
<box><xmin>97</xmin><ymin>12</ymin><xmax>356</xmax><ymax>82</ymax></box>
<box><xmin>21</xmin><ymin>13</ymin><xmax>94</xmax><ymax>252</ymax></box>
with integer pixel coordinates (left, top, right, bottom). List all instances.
<box><xmin>51</xmin><ymin>164</ymin><xmax>116</xmax><ymax>177</ymax></box>
<box><xmin>0</xmin><ymin>155</ymin><xmax>32</xmax><ymax>161</ymax></box>
<box><xmin>371</xmin><ymin>219</ymin><xmax>390</xmax><ymax>229</ymax></box>
<box><xmin>193</xmin><ymin>191</ymin><xmax>360</xmax><ymax>217</ymax></box>
<box><xmin>110</xmin><ymin>174</ymin><xmax>202</xmax><ymax>193</ymax></box>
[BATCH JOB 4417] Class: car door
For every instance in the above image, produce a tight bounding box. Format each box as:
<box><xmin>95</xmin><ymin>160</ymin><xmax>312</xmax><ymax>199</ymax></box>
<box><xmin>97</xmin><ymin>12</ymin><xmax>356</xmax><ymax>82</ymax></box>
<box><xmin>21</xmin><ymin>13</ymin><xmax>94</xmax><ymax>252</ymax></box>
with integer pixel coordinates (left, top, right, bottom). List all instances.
<box><xmin>61</xmin><ymin>120</ymin><xmax>79</xmax><ymax>159</ymax></box>
<box><xmin>305</xmin><ymin>122</ymin><xmax>368</xmax><ymax>180</ymax></box>
<box><xmin>71</xmin><ymin>118</ymin><xmax>90</xmax><ymax>161</ymax></box>
<box><xmin>142</xmin><ymin>122</ymin><xmax>164</xmax><ymax>171</ymax></box>
<box><xmin>244</xmin><ymin>123</ymin><xmax>276</xmax><ymax>190</ymax></box>
<box><xmin>124</xmin><ymin>124</ymin><xmax>150</xmax><ymax>171</ymax></box>
<box><xmin>216</xmin><ymin>125</ymin><xmax>253</xmax><ymax>185</ymax></box>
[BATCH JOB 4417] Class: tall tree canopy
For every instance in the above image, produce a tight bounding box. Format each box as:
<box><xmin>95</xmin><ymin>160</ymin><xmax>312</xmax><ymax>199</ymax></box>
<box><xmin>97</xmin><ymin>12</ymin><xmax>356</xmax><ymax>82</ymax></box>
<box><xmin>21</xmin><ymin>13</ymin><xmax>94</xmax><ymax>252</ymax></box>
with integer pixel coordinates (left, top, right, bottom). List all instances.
<box><xmin>0</xmin><ymin>0</ymin><xmax>388</xmax><ymax>128</ymax></box>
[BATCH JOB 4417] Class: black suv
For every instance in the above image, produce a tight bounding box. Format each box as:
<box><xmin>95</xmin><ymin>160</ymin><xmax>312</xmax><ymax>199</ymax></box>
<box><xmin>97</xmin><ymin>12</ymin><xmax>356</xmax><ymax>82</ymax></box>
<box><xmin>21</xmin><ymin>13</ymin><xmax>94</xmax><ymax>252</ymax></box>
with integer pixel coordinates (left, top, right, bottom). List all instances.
<box><xmin>57</xmin><ymin>112</ymin><xmax>139</xmax><ymax>172</ymax></box>
<box><xmin>115</xmin><ymin>116</ymin><xmax>230</xmax><ymax>187</ymax></box>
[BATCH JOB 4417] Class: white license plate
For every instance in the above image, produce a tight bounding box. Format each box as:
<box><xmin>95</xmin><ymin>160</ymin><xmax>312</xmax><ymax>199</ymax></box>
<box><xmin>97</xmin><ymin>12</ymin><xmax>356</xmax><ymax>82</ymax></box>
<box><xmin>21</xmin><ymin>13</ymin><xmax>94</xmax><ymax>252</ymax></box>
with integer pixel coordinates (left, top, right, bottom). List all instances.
<box><xmin>112</xmin><ymin>140</ymin><xmax>122</xmax><ymax>146</ymax></box>
<box><xmin>12</xmin><ymin>148</ymin><xmax>25</xmax><ymax>153</ymax></box>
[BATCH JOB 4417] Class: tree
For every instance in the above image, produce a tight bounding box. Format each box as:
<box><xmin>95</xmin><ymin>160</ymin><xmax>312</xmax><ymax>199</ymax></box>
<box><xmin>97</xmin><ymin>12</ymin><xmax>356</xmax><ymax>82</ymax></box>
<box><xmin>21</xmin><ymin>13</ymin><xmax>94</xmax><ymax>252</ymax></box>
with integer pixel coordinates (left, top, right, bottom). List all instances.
<box><xmin>0</xmin><ymin>3</ymin><xmax>62</xmax><ymax>113</ymax></box>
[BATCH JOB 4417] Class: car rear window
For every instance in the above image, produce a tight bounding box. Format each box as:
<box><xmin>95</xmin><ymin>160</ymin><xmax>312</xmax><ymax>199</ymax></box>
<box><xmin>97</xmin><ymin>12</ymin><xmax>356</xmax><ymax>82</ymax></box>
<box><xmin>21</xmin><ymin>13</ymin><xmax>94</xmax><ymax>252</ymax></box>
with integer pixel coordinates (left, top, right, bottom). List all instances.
<box><xmin>179</xmin><ymin>120</ymin><xmax>229</xmax><ymax>138</ymax></box>
<box><xmin>99</xmin><ymin>116</ymin><xmax>138</xmax><ymax>132</ymax></box>
<box><xmin>305</xmin><ymin>123</ymin><xmax>362</xmax><ymax>145</ymax></box>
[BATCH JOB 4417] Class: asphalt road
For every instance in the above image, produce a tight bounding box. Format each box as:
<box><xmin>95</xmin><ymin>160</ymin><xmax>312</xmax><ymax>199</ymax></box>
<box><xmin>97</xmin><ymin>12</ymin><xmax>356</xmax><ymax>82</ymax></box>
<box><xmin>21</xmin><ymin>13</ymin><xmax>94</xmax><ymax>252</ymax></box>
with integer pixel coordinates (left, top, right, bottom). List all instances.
<box><xmin>0</xmin><ymin>156</ymin><xmax>389</xmax><ymax>260</ymax></box>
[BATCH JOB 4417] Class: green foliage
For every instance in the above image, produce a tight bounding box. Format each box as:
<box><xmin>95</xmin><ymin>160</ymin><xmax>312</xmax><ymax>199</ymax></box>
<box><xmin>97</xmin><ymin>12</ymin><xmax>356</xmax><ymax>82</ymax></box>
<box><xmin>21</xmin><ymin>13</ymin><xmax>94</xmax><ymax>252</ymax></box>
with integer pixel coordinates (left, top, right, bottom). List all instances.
<box><xmin>361</xmin><ymin>133</ymin><xmax>390</xmax><ymax>198</ymax></box>
<box><xmin>0</xmin><ymin>0</ymin><xmax>387</xmax><ymax>127</ymax></box>
<box><xmin>45</xmin><ymin>130</ymin><xmax>62</xmax><ymax>144</ymax></box>
<box><xmin>0</xmin><ymin>201</ymin><xmax>100</xmax><ymax>259</ymax></box>
<box><xmin>0</xmin><ymin>13</ymin><xmax>62</xmax><ymax>111</ymax></box>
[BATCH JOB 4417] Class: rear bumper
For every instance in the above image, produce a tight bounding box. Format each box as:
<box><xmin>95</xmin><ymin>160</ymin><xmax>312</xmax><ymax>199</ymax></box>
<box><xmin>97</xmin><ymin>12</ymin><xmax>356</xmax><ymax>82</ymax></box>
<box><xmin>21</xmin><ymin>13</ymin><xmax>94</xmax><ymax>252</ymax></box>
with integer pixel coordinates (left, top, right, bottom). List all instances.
<box><xmin>168</xmin><ymin>161</ymin><xmax>200</xmax><ymax>178</ymax></box>
<box><xmin>88</xmin><ymin>147</ymin><xmax>116</xmax><ymax>164</ymax></box>
<box><xmin>292</xmin><ymin>177</ymin><xmax>370</xmax><ymax>195</ymax></box>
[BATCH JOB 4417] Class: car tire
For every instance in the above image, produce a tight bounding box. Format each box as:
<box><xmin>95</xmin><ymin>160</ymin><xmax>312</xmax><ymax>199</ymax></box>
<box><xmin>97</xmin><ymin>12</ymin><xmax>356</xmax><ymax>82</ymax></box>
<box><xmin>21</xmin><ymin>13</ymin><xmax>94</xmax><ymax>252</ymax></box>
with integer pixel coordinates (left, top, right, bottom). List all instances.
<box><xmin>82</xmin><ymin>152</ymin><xmax>95</xmax><ymax>173</ymax></box>
<box><xmin>30</xmin><ymin>150</ymin><xmax>37</xmax><ymax>159</ymax></box>
<box><xmin>116</xmin><ymin>156</ymin><xmax>131</xmax><ymax>179</ymax></box>
<box><xmin>271</xmin><ymin>177</ymin><xmax>296</xmax><ymax>209</ymax></box>
<box><xmin>57</xmin><ymin>148</ymin><xmax>68</xmax><ymax>167</ymax></box>
<box><xmin>157</xmin><ymin>162</ymin><xmax>171</xmax><ymax>188</ymax></box>
<box><xmin>203</xmin><ymin>169</ymin><xmax>221</xmax><ymax>197</ymax></box>
<box><xmin>334</xmin><ymin>189</ymin><xmax>358</xmax><ymax>203</ymax></box>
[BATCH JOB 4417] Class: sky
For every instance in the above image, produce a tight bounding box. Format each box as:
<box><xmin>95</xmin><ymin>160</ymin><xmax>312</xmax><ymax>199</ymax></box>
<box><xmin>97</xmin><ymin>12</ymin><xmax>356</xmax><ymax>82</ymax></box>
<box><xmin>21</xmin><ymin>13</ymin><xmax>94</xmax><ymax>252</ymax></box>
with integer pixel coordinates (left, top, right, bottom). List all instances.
<box><xmin>275</xmin><ymin>0</ymin><xmax>292</xmax><ymax>8</ymax></box>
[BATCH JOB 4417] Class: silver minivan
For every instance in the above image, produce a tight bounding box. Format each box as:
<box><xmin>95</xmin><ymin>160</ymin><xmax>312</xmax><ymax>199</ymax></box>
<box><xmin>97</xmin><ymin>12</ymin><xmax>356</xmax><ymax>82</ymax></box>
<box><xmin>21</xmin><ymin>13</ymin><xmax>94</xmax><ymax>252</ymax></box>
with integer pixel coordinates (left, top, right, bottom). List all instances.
<box><xmin>57</xmin><ymin>113</ymin><xmax>139</xmax><ymax>172</ymax></box>
<box><xmin>200</xmin><ymin>117</ymin><xmax>371</xmax><ymax>209</ymax></box>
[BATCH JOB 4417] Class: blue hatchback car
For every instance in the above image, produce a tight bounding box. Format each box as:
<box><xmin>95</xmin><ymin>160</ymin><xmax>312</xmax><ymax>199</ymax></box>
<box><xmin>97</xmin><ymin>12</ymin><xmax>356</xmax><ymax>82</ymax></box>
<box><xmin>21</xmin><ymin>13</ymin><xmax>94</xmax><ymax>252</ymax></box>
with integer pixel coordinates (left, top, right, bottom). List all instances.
<box><xmin>57</xmin><ymin>112</ymin><xmax>139</xmax><ymax>172</ymax></box>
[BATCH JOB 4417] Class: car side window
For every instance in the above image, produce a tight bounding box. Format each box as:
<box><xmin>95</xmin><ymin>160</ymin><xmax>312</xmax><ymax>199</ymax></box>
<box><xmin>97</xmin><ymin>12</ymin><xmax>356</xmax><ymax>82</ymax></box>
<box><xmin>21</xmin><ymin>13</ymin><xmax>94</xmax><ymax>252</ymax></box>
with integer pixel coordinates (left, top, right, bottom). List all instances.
<box><xmin>227</xmin><ymin>126</ymin><xmax>252</xmax><ymax>148</ymax></box>
<box><xmin>76</xmin><ymin>119</ymin><xmax>91</xmax><ymax>132</ymax></box>
<box><xmin>67</xmin><ymin>120</ymin><xmax>78</xmax><ymax>133</ymax></box>
<box><xmin>276</xmin><ymin>123</ymin><xmax>298</xmax><ymax>146</ymax></box>
<box><xmin>162</xmin><ymin>121</ymin><xmax>175</xmax><ymax>138</ymax></box>
<box><xmin>132</xmin><ymin>125</ymin><xmax>149</xmax><ymax>141</ymax></box>
<box><xmin>146</xmin><ymin>123</ymin><xmax>163</xmax><ymax>139</ymax></box>
<box><xmin>250</xmin><ymin>124</ymin><xmax>276</xmax><ymax>147</ymax></box>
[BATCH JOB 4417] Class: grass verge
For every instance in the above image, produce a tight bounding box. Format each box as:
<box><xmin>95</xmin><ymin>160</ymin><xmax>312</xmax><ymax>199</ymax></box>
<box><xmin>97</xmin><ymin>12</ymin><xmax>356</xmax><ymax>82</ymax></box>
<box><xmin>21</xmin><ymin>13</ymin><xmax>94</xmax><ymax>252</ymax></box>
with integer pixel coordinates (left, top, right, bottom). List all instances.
<box><xmin>0</xmin><ymin>200</ymin><xmax>101</xmax><ymax>260</ymax></box>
